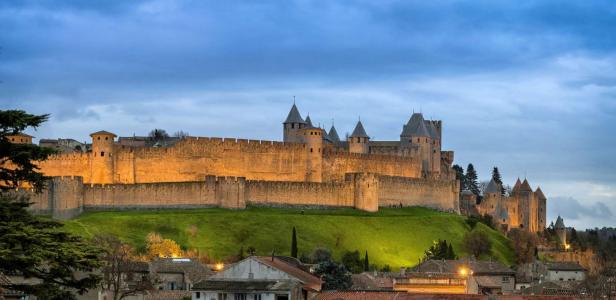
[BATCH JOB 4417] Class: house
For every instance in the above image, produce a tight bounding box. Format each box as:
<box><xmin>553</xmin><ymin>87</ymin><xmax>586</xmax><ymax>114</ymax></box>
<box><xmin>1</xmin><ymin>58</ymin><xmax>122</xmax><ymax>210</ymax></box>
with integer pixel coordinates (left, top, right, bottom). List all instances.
<box><xmin>151</xmin><ymin>258</ymin><xmax>213</xmax><ymax>291</ymax></box>
<box><xmin>406</xmin><ymin>259</ymin><xmax>516</xmax><ymax>295</ymax></box>
<box><xmin>0</xmin><ymin>273</ymin><xmax>26</xmax><ymax>300</ymax></box>
<box><xmin>542</xmin><ymin>261</ymin><xmax>586</xmax><ymax>282</ymax></box>
<box><xmin>351</xmin><ymin>272</ymin><xmax>394</xmax><ymax>290</ymax></box>
<box><xmin>191</xmin><ymin>256</ymin><xmax>322</xmax><ymax>300</ymax></box>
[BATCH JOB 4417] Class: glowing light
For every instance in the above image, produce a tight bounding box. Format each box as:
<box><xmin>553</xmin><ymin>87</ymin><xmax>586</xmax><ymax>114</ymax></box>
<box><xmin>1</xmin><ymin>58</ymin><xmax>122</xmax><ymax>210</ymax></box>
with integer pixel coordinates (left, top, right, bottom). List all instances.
<box><xmin>565</xmin><ymin>244</ymin><xmax>571</xmax><ymax>250</ymax></box>
<box><xmin>458</xmin><ymin>267</ymin><xmax>468</xmax><ymax>276</ymax></box>
<box><xmin>215</xmin><ymin>263</ymin><xmax>224</xmax><ymax>271</ymax></box>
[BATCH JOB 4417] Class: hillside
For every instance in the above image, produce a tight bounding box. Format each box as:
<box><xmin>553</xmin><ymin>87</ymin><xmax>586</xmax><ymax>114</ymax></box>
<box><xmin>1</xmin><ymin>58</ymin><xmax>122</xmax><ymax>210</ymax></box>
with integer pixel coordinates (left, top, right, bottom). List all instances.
<box><xmin>63</xmin><ymin>207</ymin><xmax>514</xmax><ymax>268</ymax></box>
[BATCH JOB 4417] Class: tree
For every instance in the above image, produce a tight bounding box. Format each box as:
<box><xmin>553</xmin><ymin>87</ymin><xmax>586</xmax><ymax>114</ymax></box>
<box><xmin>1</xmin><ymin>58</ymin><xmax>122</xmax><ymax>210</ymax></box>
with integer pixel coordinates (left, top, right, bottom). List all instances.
<box><xmin>145</xmin><ymin>232</ymin><xmax>182</xmax><ymax>259</ymax></box>
<box><xmin>291</xmin><ymin>226</ymin><xmax>298</xmax><ymax>258</ymax></box>
<box><xmin>148</xmin><ymin>129</ymin><xmax>169</xmax><ymax>143</ymax></box>
<box><xmin>341</xmin><ymin>250</ymin><xmax>363</xmax><ymax>274</ymax></box>
<box><xmin>491</xmin><ymin>167</ymin><xmax>504</xmax><ymax>196</ymax></box>
<box><xmin>508</xmin><ymin>229</ymin><xmax>538</xmax><ymax>264</ymax></box>
<box><xmin>313</xmin><ymin>259</ymin><xmax>352</xmax><ymax>290</ymax></box>
<box><xmin>462</xmin><ymin>230</ymin><xmax>492</xmax><ymax>258</ymax></box>
<box><xmin>0</xmin><ymin>110</ymin><xmax>101</xmax><ymax>299</ymax></box>
<box><xmin>363</xmin><ymin>251</ymin><xmax>370</xmax><ymax>272</ymax></box>
<box><xmin>452</xmin><ymin>164</ymin><xmax>466</xmax><ymax>191</ymax></box>
<box><xmin>173</xmin><ymin>130</ymin><xmax>189</xmax><ymax>139</ymax></box>
<box><xmin>94</xmin><ymin>235</ymin><xmax>157</xmax><ymax>300</ymax></box>
<box><xmin>0</xmin><ymin>110</ymin><xmax>55</xmax><ymax>191</ymax></box>
<box><xmin>423</xmin><ymin>239</ymin><xmax>457</xmax><ymax>261</ymax></box>
<box><xmin>309</xmin><ymin>248</ymin><xmax>332</xmax><ymax>264</ymax></box>
<box><xmin>465</xmin><ymin>164</ymin><xmax>480</xmax><ymax>196</ymax></box>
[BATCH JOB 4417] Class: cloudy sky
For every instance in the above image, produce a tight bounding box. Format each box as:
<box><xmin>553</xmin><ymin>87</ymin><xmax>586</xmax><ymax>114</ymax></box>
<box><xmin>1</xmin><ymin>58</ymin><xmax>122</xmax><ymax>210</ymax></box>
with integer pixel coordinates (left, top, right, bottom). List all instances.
<box><xmin>1</xmin><ymin>0</ymin><xmax>615</xmax><ymax>229</ymax></box>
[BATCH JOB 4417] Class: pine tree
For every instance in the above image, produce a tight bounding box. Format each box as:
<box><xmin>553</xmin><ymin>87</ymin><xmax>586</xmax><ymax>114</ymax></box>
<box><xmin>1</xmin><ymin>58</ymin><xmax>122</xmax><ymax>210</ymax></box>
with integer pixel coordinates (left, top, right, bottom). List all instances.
<box><xmin>466</xmin><ymin>164</ymin><xmax>480</xmax><ymax>196</ymax></box>
<box><xmin>291</xmin><ymin>226</ymin><xmax>298</xmax><ymax>258</ymax></box>
<box><xmin>452</xmin><ymin>164</ymin><xmax>466</xmax><ymax>191</ymax></box>
<box><xmin>492</xmin><ymin>167</ymin><xmax>504</xmax><ymax>196</ymax></box>
<box><xmin>0</xmin><ymin>110</ymin><xmax>101</xmax><ymax>298</ymax></box>
<box><xmin>364</xmin><ymin>251</ymin><xmax>369</xmax><ymax>272</ymax></box>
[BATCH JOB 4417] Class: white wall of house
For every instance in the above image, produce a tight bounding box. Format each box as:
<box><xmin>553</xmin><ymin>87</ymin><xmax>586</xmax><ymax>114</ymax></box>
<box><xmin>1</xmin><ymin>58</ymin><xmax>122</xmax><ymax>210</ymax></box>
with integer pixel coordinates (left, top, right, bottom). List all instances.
<box><xmin>546</xmin><ymin>270</ymin><xmax>586</xmax><ymax>282</ymax></box>
<box><xmin>210</xmin><ymin>258</ymin><xmax>297</xmax><ymax>281</ymax></box>
<box><xmin>194</xmin><ymin>291</ymin><xmax>289</xmax><ymax>300</ymax></box>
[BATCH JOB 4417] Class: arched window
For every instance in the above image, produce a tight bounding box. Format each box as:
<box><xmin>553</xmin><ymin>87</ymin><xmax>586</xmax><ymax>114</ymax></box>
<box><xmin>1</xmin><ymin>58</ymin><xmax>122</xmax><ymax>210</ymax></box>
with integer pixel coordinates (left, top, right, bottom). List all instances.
<box><xmin>97</xmin><ymin>137</ymin><xmax>101</xmax><ymax>140</ymax></box>
<box><xmin>310</xmin><ymin>148</ymin><xmax>313</xmax><ymax>153</ymax></box>
<box><xmin>100</xmin><ymin>151</ymin><xmax>105</xmax><ymax>157</ymax></box>
<box><xmin>105</xmin><ymin>137</ymin><xmax>108</xmax><ymax>140</ymax></box>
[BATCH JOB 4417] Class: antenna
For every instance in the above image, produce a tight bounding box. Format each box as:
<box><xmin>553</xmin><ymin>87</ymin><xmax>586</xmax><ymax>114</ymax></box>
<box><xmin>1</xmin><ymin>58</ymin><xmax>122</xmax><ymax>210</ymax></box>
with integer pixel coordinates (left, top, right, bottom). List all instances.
<box><xmin>293</xmin><ymin>96</ymin><xmax>296</xmax><ymax>104</ymax></box>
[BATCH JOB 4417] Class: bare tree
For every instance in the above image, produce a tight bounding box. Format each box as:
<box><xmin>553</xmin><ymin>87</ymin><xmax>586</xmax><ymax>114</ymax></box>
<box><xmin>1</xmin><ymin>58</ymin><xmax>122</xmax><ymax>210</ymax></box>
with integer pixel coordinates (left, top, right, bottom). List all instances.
<box><xmin>94</xmin><ymin>235</ymin><xmax>158</xmax><ymax>300</ymax></box>
<box><xmin>173</xmin><ymin>130</ymin><xmax>189</xmax><ymax>139</ymax></box>
<box><xmin>508</xmin><ymin>229</ymin><xmax>538</xmax><ymax>264</ymax></box>
<box><xmin>148</xmin><ymin>129</ymin><xmax>169</xmax><ymax>142</ymax></box>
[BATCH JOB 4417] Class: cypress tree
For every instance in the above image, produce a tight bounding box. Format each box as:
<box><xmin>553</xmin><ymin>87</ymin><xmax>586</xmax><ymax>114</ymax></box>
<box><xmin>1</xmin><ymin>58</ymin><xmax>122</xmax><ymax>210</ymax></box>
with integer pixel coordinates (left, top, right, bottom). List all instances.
<box><xmin>492</xmin><ymin>167</ymin><xmax>504</xmax><ymax>196</ymax></box>
<box><xmin>466</xmin><ymin>163</ymin><xmax>480</xmax><ymax>196</ymax></box>
<box><xmin>291</xmin><ymin>226</ymin><xmax>298</xmax><ymax>258</ymax></box>
<box><xmin>364</xmin><ymin>251</ymin><xmax>369</xmax><ymax>272</ymax></box>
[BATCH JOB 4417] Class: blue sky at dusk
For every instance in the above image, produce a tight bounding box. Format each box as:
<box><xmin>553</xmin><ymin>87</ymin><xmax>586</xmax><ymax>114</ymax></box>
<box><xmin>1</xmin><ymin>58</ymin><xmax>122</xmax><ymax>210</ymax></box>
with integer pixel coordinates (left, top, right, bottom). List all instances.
<box><xmin>1</xmin><ymin>0</ymin><xmax>615</xmax><ymax>229</ymax></box>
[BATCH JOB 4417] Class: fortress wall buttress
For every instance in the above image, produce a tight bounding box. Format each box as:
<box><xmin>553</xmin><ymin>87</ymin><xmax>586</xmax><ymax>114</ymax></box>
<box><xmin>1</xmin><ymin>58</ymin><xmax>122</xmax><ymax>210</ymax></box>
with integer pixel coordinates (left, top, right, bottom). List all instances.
<box><xmin>322</xmin><ymin>151</ymin><xmax>421</xmax><ymax>182</ymax></box>
<box><xmin>378</xmin><ymin>176</ymin><xmax>459</xmax><ymax>212</ymax></box>
<box><xmin>128</xmin><ymin>138</ymin><xmax>309</xmax><ymax>183</ymax></box>
<box><xmin>23</xmin><ymin>176</ymin><xmax>84</xmax><ymax>219</ymax></box>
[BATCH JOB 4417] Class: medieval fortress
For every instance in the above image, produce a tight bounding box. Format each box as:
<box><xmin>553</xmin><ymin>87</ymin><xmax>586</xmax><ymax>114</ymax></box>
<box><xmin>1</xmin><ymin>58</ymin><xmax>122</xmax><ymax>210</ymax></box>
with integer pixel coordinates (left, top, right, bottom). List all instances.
<box><xmin>11</xmin><ymin>104</ymin><xmax>545</xmax><ymax>232</ymax></box>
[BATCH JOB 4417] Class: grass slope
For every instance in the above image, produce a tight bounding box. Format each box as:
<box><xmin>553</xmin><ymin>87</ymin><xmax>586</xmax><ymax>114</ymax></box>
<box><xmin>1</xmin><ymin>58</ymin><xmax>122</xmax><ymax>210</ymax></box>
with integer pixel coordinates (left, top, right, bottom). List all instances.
<box><xmin>63</xmin><ymin>207</ymin><xmax>514</xmax><ymax>268</ymax></box>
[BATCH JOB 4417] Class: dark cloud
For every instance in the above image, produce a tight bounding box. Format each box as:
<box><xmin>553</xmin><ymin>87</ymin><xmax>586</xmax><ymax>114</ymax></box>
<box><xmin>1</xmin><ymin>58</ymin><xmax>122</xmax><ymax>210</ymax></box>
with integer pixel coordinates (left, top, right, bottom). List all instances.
<box><xmin>548</xmin><ymin>196</ymin><xmax>613</xmax><ymax>222</ymax></box>
<box><xmin>1</xmin><ymin>1</ymin><xmax>616</xmax><ymax>227</ymax></box>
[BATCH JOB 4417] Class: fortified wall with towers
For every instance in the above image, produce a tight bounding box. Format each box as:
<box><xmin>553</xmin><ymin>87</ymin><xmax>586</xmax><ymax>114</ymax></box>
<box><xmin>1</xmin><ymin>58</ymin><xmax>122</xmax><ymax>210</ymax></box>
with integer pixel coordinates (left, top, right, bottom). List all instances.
<box><xmin>14</xmin><ymin>104</ymin><xmax>468</xmax><ymax>220</ymax></box>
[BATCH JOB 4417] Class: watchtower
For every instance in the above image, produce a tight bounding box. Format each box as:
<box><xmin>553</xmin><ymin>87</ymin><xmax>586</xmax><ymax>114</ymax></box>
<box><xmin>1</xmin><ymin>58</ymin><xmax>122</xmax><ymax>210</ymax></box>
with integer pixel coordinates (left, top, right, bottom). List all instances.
<box><xmin>90</xmin><ymin>130</ymin><xmax>116</xmax><ymax>184</ymax></box>
<box><xmin>348</xmin><ymin>120</ymin><xmax>369</xmax><ymax>154</ymax></box>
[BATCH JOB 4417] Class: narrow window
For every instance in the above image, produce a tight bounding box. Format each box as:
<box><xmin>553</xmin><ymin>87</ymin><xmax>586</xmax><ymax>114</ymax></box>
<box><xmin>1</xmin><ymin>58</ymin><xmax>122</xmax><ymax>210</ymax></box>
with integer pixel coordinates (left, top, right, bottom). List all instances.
<box><xmin>291</xmin><ymin>124</ymin><xmax>295</xmax><ymax>129</ymax></box>
<box><xmin>11</xmin><ymin>138</ymin><xmax>14</xmax><ymax>141</ymax></box>
<box><xmin>105</xmin><ymin>136</ymin><xmax>108</xmax><ymax>140</ymax></box>
<box><xmin>101</xmin><ymin>151</ymin><xmax>105</xmax><ymax>157</ymax></box>
<box><xmin>310</xmin><ymin>148</ymin><xmax>313</xmax><ymax>153</ymax></box>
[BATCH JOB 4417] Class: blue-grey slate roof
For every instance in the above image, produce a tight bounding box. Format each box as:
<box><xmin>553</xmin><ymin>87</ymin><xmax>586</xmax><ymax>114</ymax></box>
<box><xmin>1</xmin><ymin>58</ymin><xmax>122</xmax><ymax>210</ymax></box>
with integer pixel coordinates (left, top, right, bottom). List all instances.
<box><xmin>350</xmin><ymin>120</ymin><xmax>369</xmax><ymax>138</ymax></box>
<box><xmin>284</xmin><ymin>104</ymin><xmax>306</xmax><ymax>124</ymax></box>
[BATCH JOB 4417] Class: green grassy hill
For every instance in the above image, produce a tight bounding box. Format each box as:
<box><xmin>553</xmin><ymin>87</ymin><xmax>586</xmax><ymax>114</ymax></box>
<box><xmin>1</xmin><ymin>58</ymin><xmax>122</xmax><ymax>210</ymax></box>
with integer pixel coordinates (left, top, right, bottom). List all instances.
<box><xmin>63</xmin><ymin>206</ymin><xmax>514</xmax><ymax>268</ymax></box>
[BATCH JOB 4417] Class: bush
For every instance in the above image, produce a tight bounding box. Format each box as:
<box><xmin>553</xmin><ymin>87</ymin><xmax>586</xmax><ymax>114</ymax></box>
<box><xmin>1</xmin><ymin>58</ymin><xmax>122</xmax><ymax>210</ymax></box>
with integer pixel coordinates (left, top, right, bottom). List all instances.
<box><xmin>462</xmin><ymin>230</ymin><xmax>492</xmax><ymax>258</ymax></box>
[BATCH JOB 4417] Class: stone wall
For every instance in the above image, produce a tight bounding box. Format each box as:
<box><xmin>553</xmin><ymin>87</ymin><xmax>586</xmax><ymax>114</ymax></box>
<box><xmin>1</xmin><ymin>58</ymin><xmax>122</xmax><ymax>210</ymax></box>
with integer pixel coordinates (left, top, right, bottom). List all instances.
<box><xmin>322</xmin><ymin>151</ymin><xmax>421</xmax><ymax>182</ymax></box>
<box><xmin>35</xmin><ymin>137</ymin><xmax>428</xmax><ymax>185</ymax></box>
<box><xmin>27</xmin><ymin>173</ymin><xmax>458</xmax><ymax>218</ymax></box>
<box><xmin>378</xmin><ymin>176</ymin><xmax>459</xmax><ymax>212</ymax></box>
<box><xmin>246</xmin><ymin>179</ymin><xmax>354</xmax><ymax>207</ymax></box>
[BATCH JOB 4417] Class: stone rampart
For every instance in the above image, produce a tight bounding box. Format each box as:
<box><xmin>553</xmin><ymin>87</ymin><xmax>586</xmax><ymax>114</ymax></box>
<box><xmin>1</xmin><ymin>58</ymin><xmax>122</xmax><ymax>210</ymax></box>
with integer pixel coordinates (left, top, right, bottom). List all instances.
<box><xmin>27</xmin><ymin>173</ymin><xmax>459</xmax><ymax>218</ymax></box>
<box><xmin>322</xmin><ymin>151</ymin><xmax>421</xmax><ymax>182</ymax></box>
<box><xmin>378</xmin><ymin>175</ymin><xmax>459</xmax><ymax>212</ymax></box>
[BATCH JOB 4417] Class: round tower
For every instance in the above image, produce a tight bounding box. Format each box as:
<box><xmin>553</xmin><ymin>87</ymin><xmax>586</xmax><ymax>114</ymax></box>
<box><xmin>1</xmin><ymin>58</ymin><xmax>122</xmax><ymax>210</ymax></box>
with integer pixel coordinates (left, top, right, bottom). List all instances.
<box><xmin>90</xmin><ymin>130</ymin><xmax>116</xmax><ymax>184</ymax></box>
<box><xmin>283</xmin><ymin>104</ymin><xmax>306</xmax><ymax>143</ymax></box>
<box><xmin>303</xmin><ymin>126</ymin><xmax>323</xmax><ymax>182</ymax></box>
<box><xmin>555</xmin><ymin>215</ymin><xmax>567</xmax><ymax>249</ymax></box>
<box><xmin>348</xmin><ymin>120</ymin><xmax>370</xmax><ymax>154</ymax></box>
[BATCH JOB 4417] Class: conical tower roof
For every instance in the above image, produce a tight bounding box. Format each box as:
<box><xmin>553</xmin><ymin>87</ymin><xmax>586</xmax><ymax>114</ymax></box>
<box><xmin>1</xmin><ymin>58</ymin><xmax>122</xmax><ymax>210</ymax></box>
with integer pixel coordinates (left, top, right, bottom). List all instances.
<box><xmin>520</xmin><ymin>179</ymin><xmax>533</xmax><ymax>191</ymax></box>
<box><xmin>485</xmin><ymin>178</ymin><xmax>501</xmax><ymax>194</ymax></box>
<box><xmin>555</xmin><ymin>216</ymin><xmax>565</xmax><ymax>229</ymax></box>
<box><xmin>350</xmin><ymin>120</ymin><xmax>369</xmax><ymax>138</ymax></box>
<box><xmin>328</xmin><ymin>125</ymin><xmax>341</xmax><ymax>142</ymax></box>
<box><xmin>284</xmin><ymin>104</ymin><xmax>306</xmax><ymax>124</ymax></box>
<box><xmin>304</xmin><ymin>115</ymin><xmax>314</xmax><ymax>128</ymax></box>
<box><xmin>535</xmin><ymin>187</ymin><xmax>546</xmax><ymax>200</ymax></box>
<box><xmin>512</xmin><ymin>178</ymin><xmax>522</xmax><ymax>193</ymax></box>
